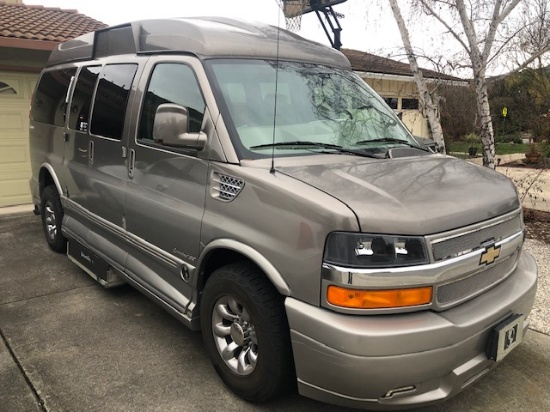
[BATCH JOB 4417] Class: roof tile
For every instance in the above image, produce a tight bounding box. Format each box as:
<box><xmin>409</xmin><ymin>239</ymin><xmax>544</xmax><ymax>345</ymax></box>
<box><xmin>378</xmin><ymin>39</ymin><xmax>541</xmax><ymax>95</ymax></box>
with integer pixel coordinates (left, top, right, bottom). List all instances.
<box><xmin>341</xmin><ymin>48</ymin><xmax>462</xmax><ymax>82</ymax></box>
<box><xmin>0</xmin><ymin>1</ymin><xmax>107</xmax><ymax>44</ymax></box>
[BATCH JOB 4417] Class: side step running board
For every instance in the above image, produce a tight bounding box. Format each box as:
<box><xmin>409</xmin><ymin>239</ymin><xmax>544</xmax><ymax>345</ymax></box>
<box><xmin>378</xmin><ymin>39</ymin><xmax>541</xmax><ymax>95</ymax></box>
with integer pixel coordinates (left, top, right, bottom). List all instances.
<box><xmin>67</xmin><ymin>239</ymin><xmax>125</xmax><ymax>288</ymax></box>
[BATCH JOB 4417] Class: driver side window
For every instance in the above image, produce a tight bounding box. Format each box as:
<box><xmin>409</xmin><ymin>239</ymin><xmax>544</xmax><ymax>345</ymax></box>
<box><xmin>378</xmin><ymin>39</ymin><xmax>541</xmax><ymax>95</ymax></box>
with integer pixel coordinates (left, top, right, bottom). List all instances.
<box><xmin>138</xmin><ymin>63</ymin><xmax>205</xmax><ymax>144</ymax></box>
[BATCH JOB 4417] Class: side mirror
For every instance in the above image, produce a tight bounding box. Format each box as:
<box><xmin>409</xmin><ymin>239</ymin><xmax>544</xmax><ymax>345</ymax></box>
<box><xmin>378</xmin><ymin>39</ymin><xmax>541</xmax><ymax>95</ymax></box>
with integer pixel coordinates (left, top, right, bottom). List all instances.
<box><xmin>152</xmin><ymin>103</ymin><xmax>206</xmax><ymax>150</ymax></box>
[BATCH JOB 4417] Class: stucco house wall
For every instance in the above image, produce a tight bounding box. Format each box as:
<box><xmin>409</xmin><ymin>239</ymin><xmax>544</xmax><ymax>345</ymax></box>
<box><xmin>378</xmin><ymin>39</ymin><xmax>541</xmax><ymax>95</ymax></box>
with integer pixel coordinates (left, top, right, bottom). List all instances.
<box><xmin>343</xmin><ymin>49</ymin><xmax>465</xmax><ymax>140</ymax></box>
<box><xmin>361</xmin><ymin>77</ymin><xmax>428</xmax><ymax>137</ymax></box>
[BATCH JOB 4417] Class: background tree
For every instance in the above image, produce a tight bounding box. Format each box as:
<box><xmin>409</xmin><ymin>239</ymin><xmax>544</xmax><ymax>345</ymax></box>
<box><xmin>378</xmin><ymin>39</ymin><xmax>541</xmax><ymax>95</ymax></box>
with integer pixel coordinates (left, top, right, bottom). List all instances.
<box><xmin>509</xmin><ymin>0</ymin><xmax>550</xmax><ymax>71</ymax></box>
<box><xmin>386</xmin><ymin>0</ymin><xmax>550</xmax><ymax>168</ymax></box>
<box><xmin>388</xmin><ymin>0</ymin><xmax>446</xmax><ymax>153</ymax></box>
<box><xmin>418</xmin><ymin>0</ymin><xmax>524</xmax><ymax>169</ymax></box>
<box><xmin>439</xmin><ymin>84</ymin><xmax>477</xmax><ymax>143</ymax></box>
<box><xmin>488</xmin><ymin>0</ymin><xmax>550</xmax><ymax>143</ymax></box>
<box><xmin>489</xmin><ymin>68</ymin><xmax>550</xmax><ymax>140</ymax></box>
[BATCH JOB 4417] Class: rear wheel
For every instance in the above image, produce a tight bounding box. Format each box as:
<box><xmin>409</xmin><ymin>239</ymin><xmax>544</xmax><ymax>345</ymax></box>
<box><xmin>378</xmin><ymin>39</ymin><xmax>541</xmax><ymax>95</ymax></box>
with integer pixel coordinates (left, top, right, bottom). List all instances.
<box><xmin>200</xmin><ymin>262</ymin><xmax>294</xmax><ymax>402</ymax></box>
<box><xmin>41</xmin><ymin>185</ymin><xmax>67</xmax><ymax>253</ymax></box>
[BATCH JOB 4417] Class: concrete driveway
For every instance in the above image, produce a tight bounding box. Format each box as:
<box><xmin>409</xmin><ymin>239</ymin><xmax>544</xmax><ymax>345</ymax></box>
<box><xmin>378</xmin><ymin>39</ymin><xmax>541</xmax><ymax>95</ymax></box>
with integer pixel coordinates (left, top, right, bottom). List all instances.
<box><xmin>1</xmin><ymin>212</ymin><xmax>550</xmax><ymax>412</ymax></box>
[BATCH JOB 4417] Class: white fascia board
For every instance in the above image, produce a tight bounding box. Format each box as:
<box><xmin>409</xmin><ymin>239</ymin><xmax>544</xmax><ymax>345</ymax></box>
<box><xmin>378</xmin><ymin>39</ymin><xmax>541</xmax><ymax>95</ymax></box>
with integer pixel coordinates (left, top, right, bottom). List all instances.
<box><xmin>354</xmin><ymin>71</ymin><xmax>468</xmax><ymax>87</ymax></box>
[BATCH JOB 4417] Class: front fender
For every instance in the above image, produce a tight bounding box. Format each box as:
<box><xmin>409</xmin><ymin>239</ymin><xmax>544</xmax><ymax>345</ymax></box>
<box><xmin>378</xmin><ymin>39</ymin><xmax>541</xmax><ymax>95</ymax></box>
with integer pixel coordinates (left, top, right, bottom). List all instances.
<box><xmin>198</xmin><ymin>238</ymin><xmax>291</xmax><ymax>296</ymax></box>
<box><xmin>40</xmin><ymin>162</ymin><xmax>64</xmax><ymax>197</ymax></box>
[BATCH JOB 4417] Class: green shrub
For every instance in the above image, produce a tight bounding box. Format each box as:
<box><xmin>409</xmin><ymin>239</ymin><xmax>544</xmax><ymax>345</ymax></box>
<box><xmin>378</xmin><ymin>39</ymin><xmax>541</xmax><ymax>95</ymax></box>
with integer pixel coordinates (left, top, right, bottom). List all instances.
<box><xmin>463</xmin><ymin>133</ymin><xmax>480</xmax><ymax>146</ymax></box>
<box><xmin>495</xmin><ymin>134</ymin><xmax>523</xmax><ymax>144</ymax></box>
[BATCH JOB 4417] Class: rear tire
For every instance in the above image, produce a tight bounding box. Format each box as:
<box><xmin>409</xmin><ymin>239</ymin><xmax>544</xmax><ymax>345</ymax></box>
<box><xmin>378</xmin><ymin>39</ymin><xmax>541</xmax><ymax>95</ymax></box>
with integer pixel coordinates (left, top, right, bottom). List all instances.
<box><xmin>200</xmin><ymin>262</ymin><xmax>294</xmax><ymax>402</ymax></box>
<box><xmin>41</xmin><ymin>185</ymin><xmax>67</xmax><ymax>253</ymax></box>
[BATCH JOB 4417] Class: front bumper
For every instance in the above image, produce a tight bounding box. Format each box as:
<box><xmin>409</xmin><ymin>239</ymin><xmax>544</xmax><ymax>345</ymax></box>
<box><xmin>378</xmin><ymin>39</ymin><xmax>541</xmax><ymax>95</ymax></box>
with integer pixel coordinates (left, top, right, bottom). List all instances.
<box><xmin>286</xmin><ymin>251</ymin><xmax>538</xmax><ymax>410</ymax></box>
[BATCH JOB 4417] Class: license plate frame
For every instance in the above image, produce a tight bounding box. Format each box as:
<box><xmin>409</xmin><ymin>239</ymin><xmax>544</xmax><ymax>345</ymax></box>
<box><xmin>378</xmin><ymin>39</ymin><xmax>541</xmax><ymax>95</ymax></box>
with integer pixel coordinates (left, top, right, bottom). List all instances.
<box><xmin>486</xmin><ymin>314</ymin><xmax>524</xmax><ymax>362</ymax></box>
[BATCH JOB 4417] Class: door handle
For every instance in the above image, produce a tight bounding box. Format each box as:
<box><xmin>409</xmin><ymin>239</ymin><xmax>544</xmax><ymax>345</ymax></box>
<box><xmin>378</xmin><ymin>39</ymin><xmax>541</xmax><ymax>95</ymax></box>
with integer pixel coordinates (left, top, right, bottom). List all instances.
<box><xmin>128</xmin><ymin>149</ymin><xmax>136</xmax><ymax>178</ymax></box>
<box><xmin>88</xmin><ymin>140</ymin><xmax>94</xmax><ymax>166</ymax></box>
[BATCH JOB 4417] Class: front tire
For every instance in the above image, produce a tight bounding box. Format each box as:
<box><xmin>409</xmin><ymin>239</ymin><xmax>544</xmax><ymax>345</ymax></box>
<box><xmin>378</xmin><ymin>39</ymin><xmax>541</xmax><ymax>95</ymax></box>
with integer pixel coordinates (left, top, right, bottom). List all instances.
<box><xmin>200</xmin><ymin>262</ymin><xmax>294</xmax><ymax>402</ymax></box>
<box><xmin>41</xmin><ymin>185</ymin><xmax>67</xmax><ymax>253</ymax></box>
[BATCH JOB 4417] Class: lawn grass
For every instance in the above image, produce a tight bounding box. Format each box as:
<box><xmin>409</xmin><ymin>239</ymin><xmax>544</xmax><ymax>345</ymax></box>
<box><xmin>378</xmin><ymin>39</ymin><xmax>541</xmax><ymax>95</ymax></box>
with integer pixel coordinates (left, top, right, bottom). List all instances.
<box><xmin>449</xmin><ymin>142</ymin><xmax>529</xmax><ymax>155</ymax></box>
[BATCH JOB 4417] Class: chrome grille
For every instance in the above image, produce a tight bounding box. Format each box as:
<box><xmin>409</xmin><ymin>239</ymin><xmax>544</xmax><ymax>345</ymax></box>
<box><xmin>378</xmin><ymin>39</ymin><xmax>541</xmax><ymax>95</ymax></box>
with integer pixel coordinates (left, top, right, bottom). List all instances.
<box><xmin>431</xmin><ymin>215</ymin><xmax>522</xmax><ymax>261</ymax></box>
<box><xmin>436</xmin><ymin>253</ymin><xmax>517</xmax><ymax>308</ymax></box>
<box><xmin>212</xmin><ymin>172</ymin><xmax>244</xmax><ymax>202</ymax></box>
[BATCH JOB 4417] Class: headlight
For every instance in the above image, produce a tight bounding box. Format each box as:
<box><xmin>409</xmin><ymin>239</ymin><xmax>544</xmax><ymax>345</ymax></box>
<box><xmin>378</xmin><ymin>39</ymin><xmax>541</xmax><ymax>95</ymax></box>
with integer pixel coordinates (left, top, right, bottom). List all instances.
<box><xmin>324</xmin><ymin>232</ymin><xmax>429</xmax><ymax>268</ymax></box>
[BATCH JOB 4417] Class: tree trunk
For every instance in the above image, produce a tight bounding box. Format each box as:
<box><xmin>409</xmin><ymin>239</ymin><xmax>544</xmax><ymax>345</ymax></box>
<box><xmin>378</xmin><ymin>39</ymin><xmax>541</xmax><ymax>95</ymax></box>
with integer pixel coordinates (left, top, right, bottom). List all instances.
<box><xmin>454</xmin><ymin>0</ymin><xmax>500</xmax><ymax>169</ymax></box>
<box><xmin>388</xmin><ymin>0</ymin><xmax>446</xmax><ymax>153</ymax></box>
<box><xmin>422</xmin><ymin>95</ymin><xmax>445</xmax><ymax>153</ymax></box>
<box><xmin>474</xmin><ymin>73</ymin><xmax>496</xmax><ymax>169</ymax></box>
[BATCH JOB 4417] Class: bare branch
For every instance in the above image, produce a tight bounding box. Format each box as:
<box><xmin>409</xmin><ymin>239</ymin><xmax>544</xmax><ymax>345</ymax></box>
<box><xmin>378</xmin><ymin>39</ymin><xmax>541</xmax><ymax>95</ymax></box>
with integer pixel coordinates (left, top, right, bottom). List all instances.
<box><xmin>504</xmin><ymin>44</ymin><xmax>550</xmax><ymax>75</ymax></box>
<box><xmin>419</xmin><ymin>0</ymin><xmax>472</xmax><ymax>53</ymax></box>
<box><xmin>486</xmin><ymin>24</ymin><xmax>527</xmax><ymax>66</ymax></box>
<box><xmin>482</xmin><ymin>0</ymin><xmax>521</xmax><ymax>62</ymax></box>
<box><xmin>455</xmin><ymin>0</ymin><xmax>483</xmax><ymax>64</ymax></box>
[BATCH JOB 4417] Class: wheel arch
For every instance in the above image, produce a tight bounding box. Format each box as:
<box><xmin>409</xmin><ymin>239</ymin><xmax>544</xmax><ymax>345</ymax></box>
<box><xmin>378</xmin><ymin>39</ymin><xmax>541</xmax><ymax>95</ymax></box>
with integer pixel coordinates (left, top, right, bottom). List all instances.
<box><xmin>196</xmin><ymin>239</ymin><xmax>291</xmax><ymax>297</ymax></box>
<box><xmin>39</xmin><ymin>163</ymin><xmax>63</xmax><ymax>197</ymax></box>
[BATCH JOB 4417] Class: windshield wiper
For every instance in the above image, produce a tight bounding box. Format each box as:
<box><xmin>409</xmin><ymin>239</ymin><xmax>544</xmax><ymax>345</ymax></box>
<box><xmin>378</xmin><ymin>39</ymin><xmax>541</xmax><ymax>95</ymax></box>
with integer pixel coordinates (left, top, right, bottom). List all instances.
<box><xmin>354</xmin><ymin>138</ymin><xmax>429</xmax><ymax>152</ymax></box>
<box><xmin>250</xmin><ymin>141</ymin><xmax>382</xmax><ymax>159</ymax></box>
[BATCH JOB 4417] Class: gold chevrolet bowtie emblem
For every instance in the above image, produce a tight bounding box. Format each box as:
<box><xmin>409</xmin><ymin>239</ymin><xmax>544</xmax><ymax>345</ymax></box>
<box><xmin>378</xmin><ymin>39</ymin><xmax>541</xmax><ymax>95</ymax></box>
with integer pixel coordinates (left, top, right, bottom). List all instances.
<box><xmin>480</xmin><ymin>245</ymin><xmax>501</xmax><ymax>265</ymax></box>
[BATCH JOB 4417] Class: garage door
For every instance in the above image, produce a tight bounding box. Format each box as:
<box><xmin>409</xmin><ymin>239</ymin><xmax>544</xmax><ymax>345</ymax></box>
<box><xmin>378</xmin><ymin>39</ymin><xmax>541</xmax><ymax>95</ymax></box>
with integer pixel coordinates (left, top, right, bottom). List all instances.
<box><xmin>0</xmin><ymin>71</ymin><xmax>38</xmax><ymax>207</ymax></box>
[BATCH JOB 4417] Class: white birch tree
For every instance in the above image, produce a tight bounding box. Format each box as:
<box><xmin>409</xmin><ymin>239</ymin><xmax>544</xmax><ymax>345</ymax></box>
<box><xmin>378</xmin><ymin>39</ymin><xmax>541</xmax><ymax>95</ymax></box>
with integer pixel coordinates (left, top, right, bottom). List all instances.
<box><xmin>416</xmin><ymin>0</ymin><xmax>539</xmax><ymax>169</ymax></box>
<box><xmin>452</xmin><ymin>0</ymin><xmax>520</xmax><ymax>169</ymax></box>
<box><xmin>386</xmin><ymin>1</ymin><xmax>550</xmax><ymax>168</ymax></box>
<box><xmin>388</xmin><ymin>0</ymin><xmax>446</xmax><ymax>153</ymax></box>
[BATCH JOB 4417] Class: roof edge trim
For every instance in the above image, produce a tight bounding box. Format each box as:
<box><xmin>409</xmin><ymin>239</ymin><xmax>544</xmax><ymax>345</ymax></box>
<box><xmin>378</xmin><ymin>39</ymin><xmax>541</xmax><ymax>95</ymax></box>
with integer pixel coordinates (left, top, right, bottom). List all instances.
<box><xmin>355</xmin><ymin>71</ymin><xmax>469</xmax><ymax>87</ymax></box>
<box><xmin>0</xmin><ymin>37</ymin><xmax>59</xmax><ymax>51</ymax></box>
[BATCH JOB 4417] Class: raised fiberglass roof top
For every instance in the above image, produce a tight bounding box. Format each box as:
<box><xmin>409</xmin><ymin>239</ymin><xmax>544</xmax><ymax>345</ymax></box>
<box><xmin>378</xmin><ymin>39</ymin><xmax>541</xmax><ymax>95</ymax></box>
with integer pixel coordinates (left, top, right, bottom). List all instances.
<box><xmin>47</xmin><ymin>17</ymin><xmax>351</xmax><ymax>69</ymax></box>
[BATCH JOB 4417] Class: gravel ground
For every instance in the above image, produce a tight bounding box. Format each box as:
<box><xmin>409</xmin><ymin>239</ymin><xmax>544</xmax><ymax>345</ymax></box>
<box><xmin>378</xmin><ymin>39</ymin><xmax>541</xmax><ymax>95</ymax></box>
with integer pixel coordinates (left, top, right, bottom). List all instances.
<box><xmin>524</xmin><ymin>238</ymin><xmax>549</xmax><ymax>336</ymax></box>
<box><xmin>524</xmin><ymin>209</ymin><xmax>550</xmax><ymax>242</ymax></box>
<box><xmin>523</xmin><ymin>209</ymin><xmax>549</xmax><ymax>336</ymax></box>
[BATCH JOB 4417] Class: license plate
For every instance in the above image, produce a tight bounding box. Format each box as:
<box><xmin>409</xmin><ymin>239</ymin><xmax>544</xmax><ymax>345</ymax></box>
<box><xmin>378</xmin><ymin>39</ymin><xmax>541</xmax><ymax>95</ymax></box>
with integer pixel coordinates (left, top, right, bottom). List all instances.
<box><xmin>486</xmin><ymin>314</ymin><xmax>524</xmax><ymax>362</ymax></box>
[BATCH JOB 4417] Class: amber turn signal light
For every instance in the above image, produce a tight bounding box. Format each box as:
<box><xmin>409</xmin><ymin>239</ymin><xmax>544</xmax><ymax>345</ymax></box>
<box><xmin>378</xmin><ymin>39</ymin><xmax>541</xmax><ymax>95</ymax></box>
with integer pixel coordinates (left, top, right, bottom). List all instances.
<box><xmin>327</xmin><ymin>285</ymin><xmax>433</xmax><ymax>309</ymax></box>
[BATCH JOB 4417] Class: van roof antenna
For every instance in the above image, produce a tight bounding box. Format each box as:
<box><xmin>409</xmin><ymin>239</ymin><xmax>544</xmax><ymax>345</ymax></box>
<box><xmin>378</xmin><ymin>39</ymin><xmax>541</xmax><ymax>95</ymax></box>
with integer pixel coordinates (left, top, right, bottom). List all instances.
<box><xmin>271</xmin><ymin>3</ymin><xmax>283</xmax><ymax>174</ymax></box>
<box><xmin>277</xmin><ymin>0</ymin><xmax>347</xmax><ymax>50</ymax></box>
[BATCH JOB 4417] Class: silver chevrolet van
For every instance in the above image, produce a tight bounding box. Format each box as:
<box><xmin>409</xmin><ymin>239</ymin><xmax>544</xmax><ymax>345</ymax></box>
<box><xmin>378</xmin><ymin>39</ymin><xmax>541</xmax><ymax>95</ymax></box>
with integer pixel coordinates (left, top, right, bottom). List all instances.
<box><xmin>29</xmin><ymin>17</ymin><xmax>537</xmax><ymax>410</ymax></box>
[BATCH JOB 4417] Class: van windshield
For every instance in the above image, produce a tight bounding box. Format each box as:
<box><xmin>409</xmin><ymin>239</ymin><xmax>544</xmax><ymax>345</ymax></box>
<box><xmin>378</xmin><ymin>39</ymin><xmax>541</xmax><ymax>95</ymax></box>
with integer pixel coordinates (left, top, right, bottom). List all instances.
<box><xmin>207</xmin><ymin>59</ymin><xmax>418</xmax><ymax>159</ymax></box>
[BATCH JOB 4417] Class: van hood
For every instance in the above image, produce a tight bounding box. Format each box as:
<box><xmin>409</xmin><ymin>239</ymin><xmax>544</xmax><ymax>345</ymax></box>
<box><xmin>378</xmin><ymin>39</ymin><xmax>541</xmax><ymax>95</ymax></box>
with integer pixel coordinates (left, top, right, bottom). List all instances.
<box><xmin>277</xmin><ymin>155</ymin><xmax>520</xmax><ymax>235</ymax></box>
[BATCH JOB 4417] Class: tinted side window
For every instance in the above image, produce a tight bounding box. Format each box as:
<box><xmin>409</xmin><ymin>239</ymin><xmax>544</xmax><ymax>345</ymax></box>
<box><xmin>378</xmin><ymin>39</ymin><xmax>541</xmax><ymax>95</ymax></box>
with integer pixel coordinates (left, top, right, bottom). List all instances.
<box><xmin>69</xmin><ymin>66</ymin><xmax>101</xmax><ymax>132</ymax></box>
<box><xmin>95</xmin><ymin>26</ymin><xmax>135</xmax><ymax>58</ymax></box>
<box><xmin>139</xmin><ymin>63</ymin><xmax>205</xmax><ymax>143</ymax></box>
<box><xmin>32</xmin><ymin>68</ymin><xmax>77</xmax><ymax>126</ymax></box>
<box><xmin>90</xmin><ymin>64</ymin><xmax>138</xmax><ymax>140</ymax></box>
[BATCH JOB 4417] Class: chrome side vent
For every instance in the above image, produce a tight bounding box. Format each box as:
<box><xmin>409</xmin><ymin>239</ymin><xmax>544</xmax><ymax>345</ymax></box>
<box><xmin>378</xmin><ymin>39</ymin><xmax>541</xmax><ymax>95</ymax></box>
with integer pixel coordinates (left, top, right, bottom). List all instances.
<box><xmin>211</xmin><ymin>172</ymin><xmax>244</xmax><ymax>202</ymax></box>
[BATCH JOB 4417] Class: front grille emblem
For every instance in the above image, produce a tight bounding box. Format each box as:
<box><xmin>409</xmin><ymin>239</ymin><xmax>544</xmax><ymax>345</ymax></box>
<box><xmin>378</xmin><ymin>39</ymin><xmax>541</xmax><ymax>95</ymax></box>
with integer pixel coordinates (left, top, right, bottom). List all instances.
<box><xmin>480</xmin><ymin>244</ymin><xmax>501</xmax><ymax>265</ymax></box>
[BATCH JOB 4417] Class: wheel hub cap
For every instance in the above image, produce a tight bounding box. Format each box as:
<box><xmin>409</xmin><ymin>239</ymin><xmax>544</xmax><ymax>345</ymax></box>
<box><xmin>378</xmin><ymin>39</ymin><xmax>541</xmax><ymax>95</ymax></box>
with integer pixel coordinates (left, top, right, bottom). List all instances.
<box><xmin>44</xmin><ymin>202</ymin><xmax>57</xmax><ymax>240</ymax></box>
<box><xmin>211</xmin><ymin>296</ymin><xmax>258</xmax><ymax>376</ymax></box>
<box><xmin>230</xmin><ymin>323</ymin><xmax>246</xmax><ymax>346</ymax></box>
